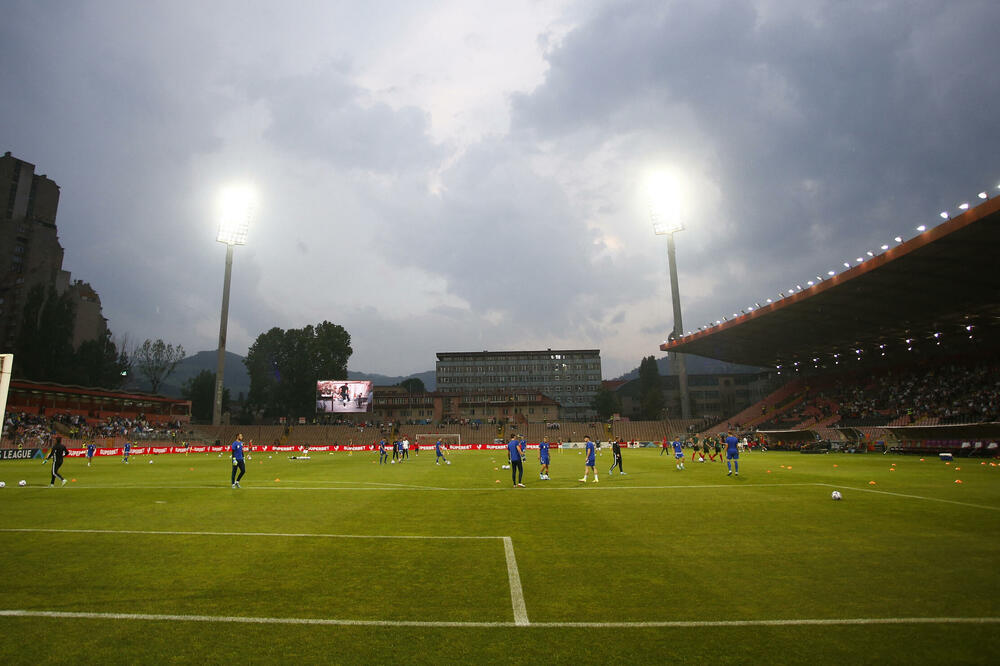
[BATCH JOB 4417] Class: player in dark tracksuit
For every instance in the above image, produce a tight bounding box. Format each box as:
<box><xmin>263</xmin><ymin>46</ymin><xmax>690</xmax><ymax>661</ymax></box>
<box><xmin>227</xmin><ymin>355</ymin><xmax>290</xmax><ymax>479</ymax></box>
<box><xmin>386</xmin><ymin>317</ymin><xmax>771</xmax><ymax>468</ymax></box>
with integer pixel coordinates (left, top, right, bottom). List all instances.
<box><xmin>231</xmin><ymin>434</ymin><xmax>246</xmax><ymax>488</ymax></box>
<box><xmin>46</xmin><ymin>438</ymin><xmax>69</xmax><ymax>486</ymax></box>
<box><xmin>608</xmin><ymin>439</ymin><xmax>626</xmax><ymax>475</ymax></box>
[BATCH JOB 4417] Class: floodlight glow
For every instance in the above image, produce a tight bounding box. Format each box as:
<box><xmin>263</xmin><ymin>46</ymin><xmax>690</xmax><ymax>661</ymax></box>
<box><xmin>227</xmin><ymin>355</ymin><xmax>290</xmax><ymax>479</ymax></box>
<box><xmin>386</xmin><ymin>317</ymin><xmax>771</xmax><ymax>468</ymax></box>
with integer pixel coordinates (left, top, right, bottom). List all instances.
<box><xmin>807</xmin><ymin>280</ymin><xmax>814</xmax><ymax>286</ymax></box>
<box><xmin>939</xmin><ymin>212</ymin><xmax>948</xmax><ymax>219</ymax></box>
<box><xmin>856</xmin><ymin>257</ymin><xmax>863</xmax><ymax>262</ymax></box>
<box><xmin>217</xmin><ymin>186</ymin><xmax>255</xmax><ymax>245</ymax></box>
<box><xmin>916</xmin><ymin>225</ymin><xmax>926</xmax><ymax>231</ymax></box>
<box><xmin>866</xmin><ymin>251</ymin><xmax>874</xmax><ymax>257</ymax></box>
<box><xmin>843</xmin><ymin>262</ymin><xmax>850</xmax><ymax>268</ymax></box>
<box><xmin>894</xmin><ymin>236</ymin><xmax>902</xmax><ymax>242</ymax></box>
<box><xmin>827</xmin><ymin>270</ymin><xmax>835</xmax><ymax>276</ymax></box>
<box><xmin>881</xmin><ymin>244</ymin><xmax>889</xmax><ymax>250</ymax></box>
<box><xmin>958</xmin><ymin>202</ymin><xmax>969</xmax><ymax>210</ymax></box>
<box><xmin>978</xmin><ymin>192</ymin><xmax>988</xmax><ymax>199</ymax></box>
<box><xmin>646</xmin><ymin>171</ymin><xmax>684</xmax><ymax>235</ymax></box>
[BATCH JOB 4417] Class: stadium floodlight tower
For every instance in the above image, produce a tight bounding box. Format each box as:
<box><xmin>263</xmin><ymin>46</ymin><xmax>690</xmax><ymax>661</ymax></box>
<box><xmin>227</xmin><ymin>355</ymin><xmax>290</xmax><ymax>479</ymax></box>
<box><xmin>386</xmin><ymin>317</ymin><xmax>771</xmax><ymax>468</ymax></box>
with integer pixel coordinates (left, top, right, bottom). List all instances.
<box><xmin>212</xmin><ymin>186</ymin><xmax>254</xmax><ymax>426</ymax></box>
<box><xmin>648</xmin><ymin>171</ymin><xmax>691</xmax><ymax>420</ymax></box>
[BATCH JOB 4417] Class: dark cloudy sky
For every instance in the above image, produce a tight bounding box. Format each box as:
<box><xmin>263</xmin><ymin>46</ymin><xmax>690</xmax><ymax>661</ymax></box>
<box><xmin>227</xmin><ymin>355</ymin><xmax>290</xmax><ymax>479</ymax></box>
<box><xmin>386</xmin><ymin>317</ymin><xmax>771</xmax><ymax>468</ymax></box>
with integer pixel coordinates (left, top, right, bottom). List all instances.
<box><xmin>2</xmin><ymin>0</ymin><xmax>998</xmax><ymax>378</ymax></box>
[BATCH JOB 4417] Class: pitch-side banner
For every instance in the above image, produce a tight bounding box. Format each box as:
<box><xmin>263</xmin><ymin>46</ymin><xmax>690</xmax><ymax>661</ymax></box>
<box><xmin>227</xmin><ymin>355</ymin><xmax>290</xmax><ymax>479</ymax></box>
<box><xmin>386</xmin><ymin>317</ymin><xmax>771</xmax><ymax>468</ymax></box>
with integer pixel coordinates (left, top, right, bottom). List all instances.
<box><xmin>58</xmin><ymin>443</ymin><xmax>568</xmax><ymax>456</ymax></box>
<box><xmin>316</xmin><ymin>380</ymin><xmax>373</xmax><ymax>413</ymax></box>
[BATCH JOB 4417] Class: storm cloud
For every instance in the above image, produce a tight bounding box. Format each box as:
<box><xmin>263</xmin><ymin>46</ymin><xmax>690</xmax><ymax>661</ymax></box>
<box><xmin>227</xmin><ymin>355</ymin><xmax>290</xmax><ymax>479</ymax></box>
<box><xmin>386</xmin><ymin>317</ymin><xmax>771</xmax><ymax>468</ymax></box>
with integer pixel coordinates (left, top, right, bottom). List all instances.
<box><xmin>2</xmin><ymin>0</ymin><xmax>997</xmax><ymax>378</ymax></box>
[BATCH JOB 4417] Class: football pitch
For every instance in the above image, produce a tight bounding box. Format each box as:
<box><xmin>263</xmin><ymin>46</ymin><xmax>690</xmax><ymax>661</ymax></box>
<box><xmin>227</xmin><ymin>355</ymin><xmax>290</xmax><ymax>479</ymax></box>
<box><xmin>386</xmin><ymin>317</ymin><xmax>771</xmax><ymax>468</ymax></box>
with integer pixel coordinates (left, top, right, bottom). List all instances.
<box><xmin>1</xmin><ymin>448</ymin><xmax>998</xmax><ymax>664</ymax></box>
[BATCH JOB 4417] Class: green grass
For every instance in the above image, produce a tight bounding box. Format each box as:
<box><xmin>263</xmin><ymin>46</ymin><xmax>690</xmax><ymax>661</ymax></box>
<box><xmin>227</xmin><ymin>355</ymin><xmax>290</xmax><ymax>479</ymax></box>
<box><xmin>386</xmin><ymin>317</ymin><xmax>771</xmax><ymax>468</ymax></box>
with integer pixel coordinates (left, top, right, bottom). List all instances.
<box><xmin>1</xmin><ymin>448</ymin><xmax>998</xmax><ymax>664</ymax></box>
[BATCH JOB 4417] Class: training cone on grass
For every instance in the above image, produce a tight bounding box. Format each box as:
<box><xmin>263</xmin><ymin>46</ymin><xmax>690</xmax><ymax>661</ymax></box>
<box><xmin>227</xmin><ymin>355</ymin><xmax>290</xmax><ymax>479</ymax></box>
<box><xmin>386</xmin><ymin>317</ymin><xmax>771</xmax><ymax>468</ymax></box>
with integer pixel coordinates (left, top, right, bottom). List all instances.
<box><xmin>275</xmin><ymin>478</ymin><xmax>280</xmax><ymax>482</ymax></box>
<box><xmin>955</xmin><ymin>479</ymin><xmax>963</xmax><ymax>484</ymax></box>
<box><xmin>869</xmin><ymin>481</ymin><xmax>877</xmax><ymax>485</ymax></box>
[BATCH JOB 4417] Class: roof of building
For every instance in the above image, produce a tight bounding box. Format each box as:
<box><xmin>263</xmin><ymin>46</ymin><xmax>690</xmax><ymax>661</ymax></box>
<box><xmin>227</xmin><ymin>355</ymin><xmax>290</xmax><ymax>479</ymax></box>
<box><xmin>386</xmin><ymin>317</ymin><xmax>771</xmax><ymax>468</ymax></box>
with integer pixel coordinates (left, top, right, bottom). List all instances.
<box><xmin>660</xmin><ymin>196</ymin><xmax>1000</xmax><ymax>371</ymax></box>
<box><xmin>437</xmin><ymin>349</ymin><xmax>600</xmax><ymax>359</ymax></box>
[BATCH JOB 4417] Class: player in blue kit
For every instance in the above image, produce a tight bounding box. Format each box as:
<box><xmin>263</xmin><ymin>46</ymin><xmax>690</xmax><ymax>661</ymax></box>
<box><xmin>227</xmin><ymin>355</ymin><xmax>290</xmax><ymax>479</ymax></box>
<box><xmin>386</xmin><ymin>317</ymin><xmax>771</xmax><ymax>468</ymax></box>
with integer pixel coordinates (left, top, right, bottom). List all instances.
<box><xmin>725</xmin><ymin>431</ymin><xmax>740</xmax><ymax>476</ymax></box>
<box><xmin>86</xmin><ymin>441</ymin><xmax>96</xmax><ymax>466</ymax></box>
<box><xmin>378</xmin><ymin>439</ymin><xmax>388</xmax><ymax>465</ymax></box>
<box><xmin>538</xmin><ymin>437</ymin><xmax>551</xmax><ymax>480</ymax></box>
<box><xmin>231</xmin><ymin>433</ymin><xmax>246</xmax><ymax>488</ymax></box>
<box><xmin>508</xmin><ymin>437</ymin><xmax>525</xmax><ymax>487</ymax></box>
<box><xmin>435</xmin><ymin>438</ymin><xmax>450</xmax><ymax>465</ymax></box>
<box><xmin>122</xmin><ymin>441</ymin><xmax>131</xmax><ymax>464</ymax></box>
<box><xmin>672</xmin><ymin>438</ymin><xmax>685</xmax><ymax>470</ymax></box>
<box><xmin>579</xmin><ymin>436</ymin><xmax>598</xmax><ymax>483</ymax></box>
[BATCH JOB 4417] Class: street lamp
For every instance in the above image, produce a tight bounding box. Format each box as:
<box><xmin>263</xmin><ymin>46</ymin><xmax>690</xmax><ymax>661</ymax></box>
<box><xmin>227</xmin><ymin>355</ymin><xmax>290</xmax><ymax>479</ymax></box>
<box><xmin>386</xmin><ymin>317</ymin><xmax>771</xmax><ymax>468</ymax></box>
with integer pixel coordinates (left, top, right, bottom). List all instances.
<box><xmin>213</xmin><ymin>186</ymin><xmax>254</xmax><ymax>426</ymax></box>
<box><xmin>648</xmin><ymin>172</ymin><xmax>691</xmax><ymax>420</ymax></box>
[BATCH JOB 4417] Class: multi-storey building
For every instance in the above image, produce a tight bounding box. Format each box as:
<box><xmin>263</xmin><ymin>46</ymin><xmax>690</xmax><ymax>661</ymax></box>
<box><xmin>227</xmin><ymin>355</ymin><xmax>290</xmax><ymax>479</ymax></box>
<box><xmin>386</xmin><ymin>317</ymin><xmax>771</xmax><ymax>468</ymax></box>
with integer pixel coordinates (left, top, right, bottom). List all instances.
<box><xmin>436</xmin><ymin>349</ymin><xmax>602</xmax><ymax>421</ymax></box>
<box><xmin>0</xmin><ymin>152</ymin><xmax>105</xmax><ymax>350</ymax></box>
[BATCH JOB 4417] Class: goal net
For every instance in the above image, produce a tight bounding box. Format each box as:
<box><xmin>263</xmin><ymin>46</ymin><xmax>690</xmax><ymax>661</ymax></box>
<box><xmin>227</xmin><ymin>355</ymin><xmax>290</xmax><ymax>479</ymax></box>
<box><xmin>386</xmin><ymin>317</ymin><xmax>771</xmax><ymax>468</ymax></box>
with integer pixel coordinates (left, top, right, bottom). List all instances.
<box><xmin>414</xmin><ymin>433</ymin><xmax>461</xmax><ymax>448</ymax></box>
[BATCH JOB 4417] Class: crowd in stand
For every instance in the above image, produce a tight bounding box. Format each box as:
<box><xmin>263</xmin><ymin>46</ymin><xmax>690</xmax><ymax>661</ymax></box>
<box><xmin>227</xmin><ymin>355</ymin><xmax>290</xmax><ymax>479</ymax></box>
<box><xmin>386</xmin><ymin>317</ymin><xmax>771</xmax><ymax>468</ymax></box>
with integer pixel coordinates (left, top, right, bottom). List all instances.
<box><xmin>2</xmin><ymin>411</ymin><xmax>185</xmax><ymax>446</ymax></box>
<box><xmin>3</xmin><ymin>412</ymin><xmax>55</xmax><ymax>447</ymax></box>
<box><xmin>769</xmin><ymin>358</ymin><xmax>1000</xmax><ymax>428</ymax></box>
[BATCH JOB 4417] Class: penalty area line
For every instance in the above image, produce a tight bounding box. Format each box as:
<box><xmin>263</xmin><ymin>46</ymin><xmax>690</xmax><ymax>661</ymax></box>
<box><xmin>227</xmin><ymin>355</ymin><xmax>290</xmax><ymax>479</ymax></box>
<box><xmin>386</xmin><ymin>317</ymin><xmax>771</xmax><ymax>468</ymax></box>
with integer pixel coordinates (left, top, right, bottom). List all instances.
<box><xmin>0</xmin><ymin>527</ymin><xmax>501</xmax><ymax>541</ymax></box>
<box><xmin>1</xmin><ymin>610</ymin><xmax>997</xmax><ymax>629</ymax></box>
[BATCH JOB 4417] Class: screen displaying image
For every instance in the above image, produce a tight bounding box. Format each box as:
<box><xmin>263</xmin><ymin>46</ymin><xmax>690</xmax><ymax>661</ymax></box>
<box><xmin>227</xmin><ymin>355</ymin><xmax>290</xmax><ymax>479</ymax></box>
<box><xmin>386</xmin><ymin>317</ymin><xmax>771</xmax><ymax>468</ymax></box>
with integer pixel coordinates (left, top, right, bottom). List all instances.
<box><xmin>316</xmin><ymin>380</ymin><xmax>373</xmax><ymax>413</ymax></box>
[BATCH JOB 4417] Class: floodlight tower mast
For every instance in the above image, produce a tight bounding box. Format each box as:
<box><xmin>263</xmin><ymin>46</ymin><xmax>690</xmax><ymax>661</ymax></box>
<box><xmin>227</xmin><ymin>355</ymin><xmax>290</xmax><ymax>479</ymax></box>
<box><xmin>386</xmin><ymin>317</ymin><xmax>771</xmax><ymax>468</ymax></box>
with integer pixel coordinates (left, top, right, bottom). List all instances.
<box><xmin>649</xmin><ymin>174</ymin><xmax>691</xmax><ymax>420</ymax></box>
<box><xmin>213</xmin><ymin>188</ymin><xmax>253</xmax><ymax>426</ymax></box>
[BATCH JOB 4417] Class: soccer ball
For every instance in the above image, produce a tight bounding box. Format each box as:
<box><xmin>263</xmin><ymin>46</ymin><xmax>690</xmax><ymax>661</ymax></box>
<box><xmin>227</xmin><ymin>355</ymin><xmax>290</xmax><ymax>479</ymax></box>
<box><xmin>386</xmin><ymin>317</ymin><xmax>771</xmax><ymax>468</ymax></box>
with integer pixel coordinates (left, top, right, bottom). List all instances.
<box><xmin>391</xmin><ymin>460</ymin><xmax>396</xmax><ymax>464</ymax></box>
<box><xmin>831</xmin><ymin>490</ymin><xmax>842</xmax><ymax>501</ymax></box>
<box><xmin>0</xmin><ymin>481</ymin><xmax>5</xmax><ymax>488</ymax></box>
<box><xmin>446</xmin><ymin>460</ymin><xmax>451</xmax><ymax>465</ymax></box>
<box><xmin>18</xmin><ymin>480</ymin><xmax>27</xmax><ymax>487</ymax></box>
<box><xmin>149</xmin><ymin>460</ymin><xmax>154</xmax><ymax>464</ymax></box>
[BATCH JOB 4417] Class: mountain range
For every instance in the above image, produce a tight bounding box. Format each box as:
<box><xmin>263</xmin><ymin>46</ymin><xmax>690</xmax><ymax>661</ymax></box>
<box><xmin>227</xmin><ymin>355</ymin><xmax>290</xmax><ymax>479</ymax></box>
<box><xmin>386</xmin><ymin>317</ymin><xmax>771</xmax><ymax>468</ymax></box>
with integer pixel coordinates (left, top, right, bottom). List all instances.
<box><xmin>138</xmin><ymin>351</ymin><xmax>762</xmax><ymax>399</ymax></box>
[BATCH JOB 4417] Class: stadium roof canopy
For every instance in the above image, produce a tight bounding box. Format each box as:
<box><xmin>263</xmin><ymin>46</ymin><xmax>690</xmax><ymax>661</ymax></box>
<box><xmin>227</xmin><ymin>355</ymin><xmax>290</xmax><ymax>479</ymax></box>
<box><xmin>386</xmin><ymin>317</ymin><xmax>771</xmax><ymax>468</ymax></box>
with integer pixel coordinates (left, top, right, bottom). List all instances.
<box><xmin>660</xmin><ymin>196</ymin><xmax>1000</xmax><ymax>371</ymax></box>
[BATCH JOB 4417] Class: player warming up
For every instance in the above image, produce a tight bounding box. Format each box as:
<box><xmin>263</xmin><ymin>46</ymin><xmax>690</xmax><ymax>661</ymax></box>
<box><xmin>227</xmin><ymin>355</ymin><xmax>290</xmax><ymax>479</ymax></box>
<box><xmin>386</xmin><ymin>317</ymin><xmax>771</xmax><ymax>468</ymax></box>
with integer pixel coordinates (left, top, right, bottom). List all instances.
<box><xmin>725</xmin><ymin>431</ymin><xmax>740</xmax><ymax>476</ymax></box>
<box><xmin>231</xmin><ymin>433</ymin><xmax>246</xmax><ymax>488</ymax></box>
<box><xmin>378</xmin><ymin>439</ymin><xmax>388</xmax><ymax>465</ymax></box>
<box><xmin>538</xmin><ymin>437</ymin><xmax>551</xmax><ymax>480</ymax></box>
<box><xmin>609</xmin><ymin>439</ymin><xmax>626</xmax><ymax>475</ymax></box>
<box><xmin>86</xmin><ymin>441</ymin><xmax>96</xmax><ymax>466</ymax></box>
<box><xmin>435</xmin><ymin>438</ymin><xmax>450</xmax><ymax>465</ymax></box>
<box><xmin>45</xmin><ymin>437</ymin><xmax>69</xmax><ymax>486</ymax></box>
<box><xmin>672</xmin><ymin>438</ymin><xmax>685</xmax><ymax>470</ymax></box>
<box><xmin>579</xmin><ymin>436</ymin><xmax>598</xmax><ymax>483</ymax></box>
<box><xmin>508</xmin><ymin>436</ymin><xmax>525</xmax><ymax>487</ymax></box>
<box><xmin>122</xmin><ymin>440</ymin><xmax>132</xmax><ymax>464</ymax></box>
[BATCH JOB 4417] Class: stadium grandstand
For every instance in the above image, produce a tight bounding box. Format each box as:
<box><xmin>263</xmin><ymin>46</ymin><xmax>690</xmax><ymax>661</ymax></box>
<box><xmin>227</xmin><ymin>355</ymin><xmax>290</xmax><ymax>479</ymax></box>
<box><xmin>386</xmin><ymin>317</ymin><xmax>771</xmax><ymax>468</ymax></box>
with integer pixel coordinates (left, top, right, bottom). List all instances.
<box><xmin>660</xmin><ymin>192</ymin><xmax>1000</xmax><ymax>457</ymax></box>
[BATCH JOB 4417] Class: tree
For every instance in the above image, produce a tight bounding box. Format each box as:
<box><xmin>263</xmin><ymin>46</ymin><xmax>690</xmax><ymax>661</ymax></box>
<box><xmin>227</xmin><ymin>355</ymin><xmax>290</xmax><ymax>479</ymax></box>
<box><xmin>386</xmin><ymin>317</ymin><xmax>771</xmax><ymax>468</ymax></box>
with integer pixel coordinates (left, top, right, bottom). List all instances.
<box><xmin>182</xmin><ymin>370</ymin><xmax>229</xmax><ymax>422</ymax></box>
<box><xmin>399</xmin><ymin>377</ymin><xmax>425</xmax><ymax>393</ymax></box>
<box><xmin>638</xmin><ymin>355</ymin><xmax>666</xmax><ymax>419</ymax></box>
<box><xmin>592</xmin><ymin>385</ymin><xmax>621</xmax><ymax>420</ymax></box>
<box><xmin>244</xmin><ymin>321</ymin><xmax>352</xmax><ymax>419</ymax></box>
<box><xmin>72</xmin><ymin>330</ymin><xmax>128</xmax><ymax>389</ymax></box>
<box><xmin>134</xmin><ymin>339</ymin><xmax>186</xmax><ymax>394</ymax></box>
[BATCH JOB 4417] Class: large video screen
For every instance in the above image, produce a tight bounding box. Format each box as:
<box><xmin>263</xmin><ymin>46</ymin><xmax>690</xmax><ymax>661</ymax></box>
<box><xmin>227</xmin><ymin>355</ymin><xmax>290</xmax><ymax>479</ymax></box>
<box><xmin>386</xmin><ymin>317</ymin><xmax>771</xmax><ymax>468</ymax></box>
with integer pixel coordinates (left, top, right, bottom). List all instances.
<box><xmin>316</xmin><ymin>380</ymin><xmax>373</xmax><ymax>413</ymax></box>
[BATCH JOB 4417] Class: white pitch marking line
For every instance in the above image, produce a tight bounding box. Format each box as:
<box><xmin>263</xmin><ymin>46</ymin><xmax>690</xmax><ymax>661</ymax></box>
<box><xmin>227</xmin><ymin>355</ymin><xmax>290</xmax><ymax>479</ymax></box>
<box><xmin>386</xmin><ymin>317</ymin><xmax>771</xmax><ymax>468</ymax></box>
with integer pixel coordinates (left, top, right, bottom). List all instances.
<box><xmin>51</xmin><ymin>482</ymin><xmax>822</xmax><ymax>492</ymax></box>
<box><xmin>503</xmin><ymin>537</ymin><xmax>529</xmax><ymax>626</ymax></box>
<box><xmin>816</xmin><ymin>483</ymin><xmax>1000</xmax><ymax>512</ymax></box>
<box><xmin>0</xmin><ymin>610</ymin><xmax>996</xmax><ymax>629</ymax></box>
<box><xmin>0</xmin><ymin>527</ymin><xmax>500</xmax><ymax>541</ymax></box>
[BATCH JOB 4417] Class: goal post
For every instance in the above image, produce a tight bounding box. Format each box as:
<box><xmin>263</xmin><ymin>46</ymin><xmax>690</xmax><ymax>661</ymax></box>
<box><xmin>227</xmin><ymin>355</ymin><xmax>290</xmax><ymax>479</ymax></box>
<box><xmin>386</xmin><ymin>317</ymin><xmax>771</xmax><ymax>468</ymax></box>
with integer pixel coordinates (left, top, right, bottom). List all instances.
<box><xmin>414</xmin><ymin>433</ymin><xmax>461</xmax><ymax>448</ymax></box>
